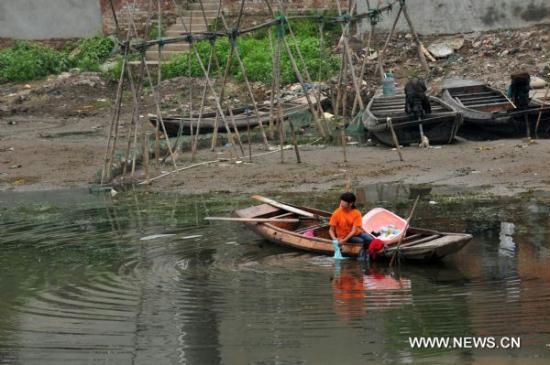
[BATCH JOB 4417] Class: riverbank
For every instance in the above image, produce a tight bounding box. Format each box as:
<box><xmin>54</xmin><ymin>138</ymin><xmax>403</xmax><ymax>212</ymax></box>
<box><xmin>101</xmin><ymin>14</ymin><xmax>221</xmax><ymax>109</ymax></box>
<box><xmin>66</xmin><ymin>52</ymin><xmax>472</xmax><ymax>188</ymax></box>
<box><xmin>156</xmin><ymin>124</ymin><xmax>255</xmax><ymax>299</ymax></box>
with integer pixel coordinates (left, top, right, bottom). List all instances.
<box><xmin>1</xmin><ymin>113</ymin><xmax>548</xmax><ymax>196</ymax></box>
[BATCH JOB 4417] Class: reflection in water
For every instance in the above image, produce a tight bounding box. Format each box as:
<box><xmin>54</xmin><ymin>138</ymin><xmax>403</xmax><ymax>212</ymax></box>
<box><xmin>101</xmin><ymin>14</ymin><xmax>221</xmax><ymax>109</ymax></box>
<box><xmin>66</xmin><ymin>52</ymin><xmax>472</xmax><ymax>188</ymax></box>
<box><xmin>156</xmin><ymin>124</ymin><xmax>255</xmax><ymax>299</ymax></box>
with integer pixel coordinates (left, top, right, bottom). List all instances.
<box><xmin>331</xmin><ymin>261</ymin><xmax>413</xmax><ymax>321</ymax></box>
<box><xmin>499</xmin><ymin>222</ymin><xmax>516</xmax><ymax>257</ymax></box>
<box><xmin>0</xmin><ymin>188</ymin><xmax>548</xmax><ymax>364</ymax></box>
<box><xmin>332</xmin><ymin>261</ymin><xmax>366</xmax><ymax>321</ymax></box>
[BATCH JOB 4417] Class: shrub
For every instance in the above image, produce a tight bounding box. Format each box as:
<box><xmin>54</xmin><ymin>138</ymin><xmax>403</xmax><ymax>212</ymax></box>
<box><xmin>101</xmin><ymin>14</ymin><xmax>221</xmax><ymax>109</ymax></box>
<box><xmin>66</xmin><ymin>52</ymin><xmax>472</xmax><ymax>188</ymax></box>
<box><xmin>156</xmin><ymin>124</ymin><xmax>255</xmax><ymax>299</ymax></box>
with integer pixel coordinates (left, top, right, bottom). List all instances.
<box><xmin>71</xmin><ymin>36</ymin><xmax>115</xmax><ymax>71</ymax></box>
<box><xmin>0</xmin><ymin>41</ymin><xmax>70</xmax><ymax>83</ymax></box>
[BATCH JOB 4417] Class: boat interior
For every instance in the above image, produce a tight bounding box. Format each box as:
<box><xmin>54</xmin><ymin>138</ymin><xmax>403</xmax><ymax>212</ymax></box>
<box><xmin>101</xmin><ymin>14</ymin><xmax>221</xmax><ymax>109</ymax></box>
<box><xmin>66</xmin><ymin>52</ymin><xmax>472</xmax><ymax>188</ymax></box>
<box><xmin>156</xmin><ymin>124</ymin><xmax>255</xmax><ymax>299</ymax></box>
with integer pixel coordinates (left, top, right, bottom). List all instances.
<box><xmin>370</xmin><ymin>95</ymin><xmax>452</xmax><ymax>121</ymax></box>
<box><xmin>447</xmin><ymin>85</ymin><xmax>514</xmax><ymax>113</ymax></box>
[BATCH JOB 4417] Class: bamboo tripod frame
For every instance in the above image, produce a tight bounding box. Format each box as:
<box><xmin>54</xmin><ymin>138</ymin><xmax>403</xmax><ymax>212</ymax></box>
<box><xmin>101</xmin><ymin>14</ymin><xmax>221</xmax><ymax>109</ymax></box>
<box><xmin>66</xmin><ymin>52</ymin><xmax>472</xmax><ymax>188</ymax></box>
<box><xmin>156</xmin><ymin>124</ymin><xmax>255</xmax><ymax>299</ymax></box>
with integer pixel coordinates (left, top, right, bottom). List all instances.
<box><xmin>100</xmin><ymin>0</ymin><xmax>416</xmax><ymax>185</ymax></box>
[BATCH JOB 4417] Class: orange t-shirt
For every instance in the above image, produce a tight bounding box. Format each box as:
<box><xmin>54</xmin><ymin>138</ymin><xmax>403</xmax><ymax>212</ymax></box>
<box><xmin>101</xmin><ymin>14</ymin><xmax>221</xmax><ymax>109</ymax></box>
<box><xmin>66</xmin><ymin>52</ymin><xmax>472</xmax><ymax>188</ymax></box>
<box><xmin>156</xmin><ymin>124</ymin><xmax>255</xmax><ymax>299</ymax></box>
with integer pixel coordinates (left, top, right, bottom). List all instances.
<box><xmin>329</xmin><ymin>207</ymin><xmax>363</xmax><ymax>239</ymax></box>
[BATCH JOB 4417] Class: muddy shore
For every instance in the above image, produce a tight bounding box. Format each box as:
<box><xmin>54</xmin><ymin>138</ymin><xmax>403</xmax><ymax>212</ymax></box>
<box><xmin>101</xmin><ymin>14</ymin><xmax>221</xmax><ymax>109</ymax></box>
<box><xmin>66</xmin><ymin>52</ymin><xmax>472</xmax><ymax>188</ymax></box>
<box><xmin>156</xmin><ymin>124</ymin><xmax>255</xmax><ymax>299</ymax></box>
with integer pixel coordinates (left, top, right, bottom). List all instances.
<box><xmin>1</xmin><ymin>110</ymin><xmax>548</xmax><ymax>196</ymax></box>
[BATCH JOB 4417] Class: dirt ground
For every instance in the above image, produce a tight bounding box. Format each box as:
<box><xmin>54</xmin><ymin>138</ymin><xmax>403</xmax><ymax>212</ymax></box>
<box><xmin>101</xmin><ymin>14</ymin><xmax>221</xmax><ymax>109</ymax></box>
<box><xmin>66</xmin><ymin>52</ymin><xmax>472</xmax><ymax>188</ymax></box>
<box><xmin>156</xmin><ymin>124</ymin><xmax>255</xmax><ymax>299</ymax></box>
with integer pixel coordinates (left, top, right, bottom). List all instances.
<box><xmin>1</xmin><ymin>26</ymin><xmax>549</xmax><ymax>196</ymax></box>
<box><xmin>2</xmin><ymin>112</ymin><xmax>548</xmax><ymax>196</ymax></box>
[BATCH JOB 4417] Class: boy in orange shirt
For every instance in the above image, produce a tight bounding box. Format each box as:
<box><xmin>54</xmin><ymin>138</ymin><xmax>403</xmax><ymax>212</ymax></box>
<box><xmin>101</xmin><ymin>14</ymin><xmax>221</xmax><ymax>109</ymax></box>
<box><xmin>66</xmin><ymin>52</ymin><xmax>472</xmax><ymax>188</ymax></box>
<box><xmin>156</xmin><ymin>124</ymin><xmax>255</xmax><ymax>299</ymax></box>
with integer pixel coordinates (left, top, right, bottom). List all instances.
<box><xmin>329</xmin><ymin>192</ymin><xmax>374</xmax><ymax>252</ymax></box>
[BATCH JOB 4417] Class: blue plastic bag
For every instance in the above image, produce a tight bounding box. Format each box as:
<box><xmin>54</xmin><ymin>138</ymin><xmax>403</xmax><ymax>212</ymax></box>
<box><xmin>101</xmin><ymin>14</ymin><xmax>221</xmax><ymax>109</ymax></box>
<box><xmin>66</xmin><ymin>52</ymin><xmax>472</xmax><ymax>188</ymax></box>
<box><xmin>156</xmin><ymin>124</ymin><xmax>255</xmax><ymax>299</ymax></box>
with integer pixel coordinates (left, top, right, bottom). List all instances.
<box><xmin>332</xmin><ymin>239</ymin><xmax>344</xmax><ymax>260</ymax></box>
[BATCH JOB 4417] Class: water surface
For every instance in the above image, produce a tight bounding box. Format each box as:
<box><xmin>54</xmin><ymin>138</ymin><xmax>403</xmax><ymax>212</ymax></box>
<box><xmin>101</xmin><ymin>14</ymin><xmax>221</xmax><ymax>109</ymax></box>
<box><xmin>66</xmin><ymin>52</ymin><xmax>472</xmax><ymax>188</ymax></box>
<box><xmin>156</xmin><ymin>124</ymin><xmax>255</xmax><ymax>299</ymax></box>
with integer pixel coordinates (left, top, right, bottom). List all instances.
<box><xmin>0</xmin><ymin>186</ymin><xmax>548</xmax><ymax>364</ymax></box>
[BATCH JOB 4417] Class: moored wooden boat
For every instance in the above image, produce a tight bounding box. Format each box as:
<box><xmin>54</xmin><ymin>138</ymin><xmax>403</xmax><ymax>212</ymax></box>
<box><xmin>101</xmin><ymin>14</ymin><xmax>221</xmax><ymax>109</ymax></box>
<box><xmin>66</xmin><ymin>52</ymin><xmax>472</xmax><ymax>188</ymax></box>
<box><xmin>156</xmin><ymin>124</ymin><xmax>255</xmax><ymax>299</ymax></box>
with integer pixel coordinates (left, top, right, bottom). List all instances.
<box><xmin>362</xmin><ymin>94</ymin><xmax>462</xmax><ymax>146</ymax></box>
<box><xmin>440</xmin><ymin>79</ymin><xmax>550</xmax><ymax>136</ymax></box>
<box><xmin>233</xmin><ymin>200</ymin><xmax>473</xmax><ymax>261</ymax></box>
<box><xmin>441</xmin><ymin>80</ymin><xmax>514</xmax><ymax>126</ymax></box>
<box><xmin>149</xmin><ymin>99</ymin><xmax>311</xmax><ymax>137</ymax></box>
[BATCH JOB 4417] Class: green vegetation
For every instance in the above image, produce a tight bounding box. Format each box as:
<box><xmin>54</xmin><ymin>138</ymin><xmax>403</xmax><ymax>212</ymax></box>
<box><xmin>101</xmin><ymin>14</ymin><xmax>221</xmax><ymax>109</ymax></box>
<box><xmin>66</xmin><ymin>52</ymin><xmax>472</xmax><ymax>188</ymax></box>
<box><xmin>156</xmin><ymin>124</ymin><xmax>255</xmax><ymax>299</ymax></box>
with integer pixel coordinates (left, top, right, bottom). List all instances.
<box><xmin>69</xmin><ymin>36</ymin><xmax>115</xmax><ymax>72</ymax></box>
<box><xmin>161</xmin><ymin>19</ymin><xmax>341</xmax><ymax>85</ymax></box>
<box><xmin>0</xmin><ymin>36</ymin><xmax>114</xmax><ymax>83</ymax></box>
<box><xmin>0</xmin><ymin>42</ymin><xmax>70</xmax><ymax>83</ymax></box>
<box><xmin>0</xmin><ymin>17</ymin><xmax>342</xmax><ymax>85</ymax></box>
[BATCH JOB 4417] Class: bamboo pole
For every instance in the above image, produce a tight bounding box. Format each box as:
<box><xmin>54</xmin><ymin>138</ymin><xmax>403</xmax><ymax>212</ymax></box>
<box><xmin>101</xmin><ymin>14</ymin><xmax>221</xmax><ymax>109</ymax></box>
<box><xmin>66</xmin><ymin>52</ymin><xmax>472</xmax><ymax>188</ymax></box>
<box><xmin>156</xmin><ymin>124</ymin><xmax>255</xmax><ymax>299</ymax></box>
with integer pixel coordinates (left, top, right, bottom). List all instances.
<box><xmin>535</xmin><ymin>84</ymin><xmax>550</xmax><ymax>138</ymax></box>
<box><xmin>143</xmin><ymin>131</ymin><xmax>150</xmax><ymax>180</ymax></box>
<box><xmin>400</xmin><ymin>2</ymin><xmax>430</xmax><ymax>73</ymax></box>
<box><xmin>131</xmin><ymin>56</ymin><xmax>147</xmax><ymax>176</ymax></box>
<box><xmin>190</xmin><ymin>48</ymin><xmax>242</xmax><ymax>158</ymax></box>
<box><xmin>121</xmin><ymin>61</ymin><xmax>140</xmax><ymax>177</ymax></box>
<box><xmin>275</xmin><ymin>0</ymin><xmax>311</xmax><ymax>82</ymax></box>
<box><xmin>263</xmin><ymin>0</ymin><xmax>328</xmax><ymax>139</ymax></box>
<box><xmin>273</xmin><ymin>22</ymin><xmax>285</xmax><ymax>163</ymax></box>
<box><xmin>335</xmin><ymin>49</ymin><xmax>346</xmax><ymax>117</ymax></box>
<box><xmin>101</xmin><ymin>46</ymin><xmax>128</xmax><ymax>184</ymax></box>
<box><xmin>226</xmin><ymin>104</ymin><xmax>246</xmax><ymax>156</ymax></box>
<box><xmin>210</xmin><ymin>40</ymin><xmax>235</xmax><ymax>151</ymax></box>
<box><xmin>204</xmin><ymin>0</ymin><xmax>224</xmax><ymax>76</ymax></box>
<box><xmin>120</xmin><ymin>1</ymin><xmax>143</xmax><ymax>176</ymax></box>
<box><xmin>139</xmin><ymin>145</ymin><xmax>293</xmax><ymax>184</ymax></box>
<box><xmin>191</xmin><ymin>48</ymin><xmax>215</xmax><ymax>160</ymax></box>
<box><xmin>246</xmin><ymin>109</ymin><xmax>253</xmax><ymax>162</ymax></box>
<box><xmin>389</xmin><ymin>195</ymin><xmax>420</xmax><ymax>267</ymax></box>
<box><xmin>108</xmin><ymin>0</ymin><xmax>121</xmax><ymax>40</ymax></box>
<box><xmin>126</xmin><ymin>0</ymin><xmax>154</xmax><ymax>178</ymax></box>
<box><xmin>142</xmin><ymin>58</ymin><xmax>179</xmax><ymax>170</ymax></box>
<box><xmin>205</xmin><ymin>217</ymin><xmax>301</xmax><ymax>223</ymax></box>
<box><xmin>267</xmin><ymin>29</ymin><xmax>277</xmax><ymax>140</ymax></box>
<box><xmin>387</xmin><ymin>117</ymin><xmax>404</xmax><ymax>161</ymax></box>
<box><xmin>288</xmin><ymin>119</ymin><xmax>302</xmax><ymax>163</ymax></box>
<box><xmin>334</xmin><ymin>0</ymin><xmax>364</xmax><ymax>110</ymax></box>
<box><xmin>374</xmin><ymin>5</ymin><xmax>402</xmax><ymax>80</ymax></box>
<box><xmin>275</xmin><ymin>0</ymin><xmax>329</xmax><ymax>134</ymax></box>
<box><xmin>276</xmin><ymin>24</ymin><xmax>301</xmax><ymax>162</ymax></box>
<box><xmin>171</xmin><ymin>0</ymin><xmax>241</xmax><ymax>158</ymax></box>
<box><xmin>154</xmin><ymin>0</ymin><xmax>163</xmax><ymax>165</ymax></box>
<box><xmin>352</xmin><ymin>0</ymin><xmax>374</xmax><ymax>116</ymax></box>
<box><xmin>220</xmin><ymin>12</ymin><xmax>270</xmax><ymax>148</ymax></box>
<box><xmin>340</xmin><ymin>125</ymin><xmax>348</xmax><ymax>163</ymax></box>
<box><xmin>281</xmin><ymin>36</ymin><xmax>328</xmax><ymax>139</ymax></box>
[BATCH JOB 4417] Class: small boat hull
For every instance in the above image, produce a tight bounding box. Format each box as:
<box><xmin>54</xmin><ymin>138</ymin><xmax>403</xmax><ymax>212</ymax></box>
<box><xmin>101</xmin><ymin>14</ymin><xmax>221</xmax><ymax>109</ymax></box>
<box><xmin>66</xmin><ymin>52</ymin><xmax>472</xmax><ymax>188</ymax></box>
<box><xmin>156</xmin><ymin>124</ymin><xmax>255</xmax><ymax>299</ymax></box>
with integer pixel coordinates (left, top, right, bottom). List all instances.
<box><xmin>440</xmin><ymin>79</ymin><xmax>550</xmax><ymax>137</ymax></box>
<box><xmin>149</xmin><ymin>100</ymin><xmax>311</xmax><ymax>136</ymax></box>
<box><xmin>234</xmin><ymin>202</ymin><xmax>473</xmax><ymax>261</ymax></box>
<box><xmin>362</xmin><ymin>95</ymin><xmax>462</xmax><ymax>146</ymax></box>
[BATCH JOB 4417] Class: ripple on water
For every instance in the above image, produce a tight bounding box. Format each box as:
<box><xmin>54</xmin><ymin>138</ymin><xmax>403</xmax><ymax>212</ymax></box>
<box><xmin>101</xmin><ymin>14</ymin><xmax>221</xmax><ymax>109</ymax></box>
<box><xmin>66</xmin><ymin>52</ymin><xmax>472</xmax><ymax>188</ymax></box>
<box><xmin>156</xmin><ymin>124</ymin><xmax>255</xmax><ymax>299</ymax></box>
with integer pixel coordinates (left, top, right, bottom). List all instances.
<box><xmin>0</xmin><ymin>191</ymin><xmax>549</xmax><ymax>364</ymax></box>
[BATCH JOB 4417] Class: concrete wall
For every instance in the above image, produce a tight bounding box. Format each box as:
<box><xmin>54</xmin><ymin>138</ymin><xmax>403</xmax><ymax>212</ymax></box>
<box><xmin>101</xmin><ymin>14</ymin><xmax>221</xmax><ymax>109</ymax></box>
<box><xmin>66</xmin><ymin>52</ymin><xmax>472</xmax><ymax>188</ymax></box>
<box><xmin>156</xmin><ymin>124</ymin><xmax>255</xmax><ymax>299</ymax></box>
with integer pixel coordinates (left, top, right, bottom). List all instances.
<box><xmin>0</xmin><ymin>0</ymin><xmax>103</xmax><ymax>39</ymax></box>
<box><xmin>357</xmin><ymin>0</ymin><xmax>550</xmax><ymax>35</ymax></box>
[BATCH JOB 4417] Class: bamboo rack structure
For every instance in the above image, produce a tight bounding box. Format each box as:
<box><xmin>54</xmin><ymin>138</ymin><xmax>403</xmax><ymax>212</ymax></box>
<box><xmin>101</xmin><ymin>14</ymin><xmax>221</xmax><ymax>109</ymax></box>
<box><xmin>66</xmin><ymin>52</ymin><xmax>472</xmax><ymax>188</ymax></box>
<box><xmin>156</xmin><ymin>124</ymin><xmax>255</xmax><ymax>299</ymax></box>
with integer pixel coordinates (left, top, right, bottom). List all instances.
<box><xmin>100</xmin><ymin>0</ymin><xmax>427</xmax><ymax>185</ymax></box>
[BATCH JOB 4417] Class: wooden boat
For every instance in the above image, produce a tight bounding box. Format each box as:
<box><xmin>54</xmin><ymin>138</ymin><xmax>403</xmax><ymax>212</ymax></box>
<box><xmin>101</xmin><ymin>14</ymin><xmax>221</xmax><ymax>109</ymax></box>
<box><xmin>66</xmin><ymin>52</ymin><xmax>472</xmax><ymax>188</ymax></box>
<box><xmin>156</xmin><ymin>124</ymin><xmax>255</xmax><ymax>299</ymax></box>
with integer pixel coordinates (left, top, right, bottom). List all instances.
<box><xmin>233</xmin><ymin>199</ymin><xmax>473</xmax><ymax>261</ymax></box>
<box><xmin>362</xmin><ymin>94</ymin><xmax>462</xmax><ymax>146</ymax></box>
<box><xmin>440</xmin><ymin>79</ymin><xmax>550</xmax><ymax>136</ymax></box>
<box><xmin>149</xmin><ymin>99</ymin><xmax>311</xmax><ymax>137</ymax></box>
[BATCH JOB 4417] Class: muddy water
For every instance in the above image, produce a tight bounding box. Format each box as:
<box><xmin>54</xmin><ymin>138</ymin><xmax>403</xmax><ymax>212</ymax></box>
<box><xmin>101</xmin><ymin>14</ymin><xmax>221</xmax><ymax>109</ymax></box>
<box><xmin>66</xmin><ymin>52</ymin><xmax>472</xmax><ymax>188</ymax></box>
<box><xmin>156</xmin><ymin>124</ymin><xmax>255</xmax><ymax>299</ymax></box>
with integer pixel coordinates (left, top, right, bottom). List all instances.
<box><xmin>0</xmin><ymin>187</ymin><xmax>548</xmax><ymax>364</ymax></box>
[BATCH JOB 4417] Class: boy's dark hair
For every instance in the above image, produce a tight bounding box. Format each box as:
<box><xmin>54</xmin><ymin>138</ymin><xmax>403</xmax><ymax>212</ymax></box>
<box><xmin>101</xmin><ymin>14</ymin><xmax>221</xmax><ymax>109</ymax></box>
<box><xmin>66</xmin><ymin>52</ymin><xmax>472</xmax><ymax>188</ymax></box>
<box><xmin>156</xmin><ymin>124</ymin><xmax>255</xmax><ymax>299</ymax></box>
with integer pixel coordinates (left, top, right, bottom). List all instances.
<box><xmin>340</xmin><ymin>192</ymin><xmax>357</xmax><ymax>209</ymax></box>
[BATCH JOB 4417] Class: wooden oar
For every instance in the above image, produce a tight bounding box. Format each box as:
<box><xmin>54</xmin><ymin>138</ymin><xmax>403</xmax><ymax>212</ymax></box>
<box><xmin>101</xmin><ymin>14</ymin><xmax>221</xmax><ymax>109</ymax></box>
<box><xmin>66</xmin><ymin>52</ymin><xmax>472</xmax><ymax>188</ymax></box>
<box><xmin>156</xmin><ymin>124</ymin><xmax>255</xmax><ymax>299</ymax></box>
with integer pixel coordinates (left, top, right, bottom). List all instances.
<box><xmin>389</xmin><ymin>195</ymin><xmax>420</xmax><ymax>267</ymax></box>
<box><xmin>251</xmin><ymin>195</ymin><xmax>324</xmax><ymax>220</ymax></box>
<box><xmin>205</xmin><ymin>217</ymin><xmax>300</xmax><ymax>223</ymax></box>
